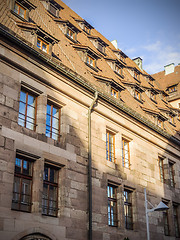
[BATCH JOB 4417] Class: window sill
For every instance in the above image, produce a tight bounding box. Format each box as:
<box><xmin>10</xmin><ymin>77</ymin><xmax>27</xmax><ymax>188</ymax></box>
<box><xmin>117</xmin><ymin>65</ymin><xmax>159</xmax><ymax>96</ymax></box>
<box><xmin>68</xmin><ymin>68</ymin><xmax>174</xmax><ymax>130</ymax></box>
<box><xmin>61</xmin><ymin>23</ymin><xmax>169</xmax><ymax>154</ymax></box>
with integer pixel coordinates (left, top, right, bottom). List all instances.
<box><xmin>134</xmin><ymin>77</ymin><xmax>141</xmax><ymax>83</ymax></box>
<box><xmin>65</xmin><ymin>34</ymin><xmax>77</xmax><ymax>43</ymax></box>
<box><xmin>114</xmin><ymin>71</ymin><xmax>124</xmax><ymax>79</ymax></box>
<box><xmin>85</xmin><ymin>62</ymin><xmax>98</xmax><ymax>72</ymax></box>
<box><xmin>169</xmin><ymin>122</ymin><xmax>176</xmax><ymax>127</ymax></box>
<box><xmin>150</xmin><ymin>98</ymin><xmax>157</xmax><ymax>104</ymax></box>
<box><xmin>134</xmin><ymin>97</ymin><xmax>143</xmax><ymax>104</ymax></box>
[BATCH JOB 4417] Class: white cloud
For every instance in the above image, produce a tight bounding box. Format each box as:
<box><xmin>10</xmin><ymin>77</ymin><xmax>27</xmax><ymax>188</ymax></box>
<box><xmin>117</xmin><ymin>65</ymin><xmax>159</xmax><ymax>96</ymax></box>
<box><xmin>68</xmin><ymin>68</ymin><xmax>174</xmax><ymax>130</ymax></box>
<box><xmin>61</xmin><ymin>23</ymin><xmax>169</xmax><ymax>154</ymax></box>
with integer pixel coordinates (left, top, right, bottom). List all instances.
<box><xmin>142</xmin><ymin>41</ymin><xmax>180</xmax><ymax>74</ymax></box>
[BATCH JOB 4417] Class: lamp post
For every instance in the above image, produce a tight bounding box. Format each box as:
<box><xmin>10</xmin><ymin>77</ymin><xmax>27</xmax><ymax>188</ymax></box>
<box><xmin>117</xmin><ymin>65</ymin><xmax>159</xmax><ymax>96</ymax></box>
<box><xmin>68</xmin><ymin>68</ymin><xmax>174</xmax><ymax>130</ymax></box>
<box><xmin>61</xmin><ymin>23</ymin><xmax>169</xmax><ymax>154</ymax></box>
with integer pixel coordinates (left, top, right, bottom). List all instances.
<box><xmin>144</xmin><ymin>188</ymin><xmax>169</xmax><ymax>240</ymax></box>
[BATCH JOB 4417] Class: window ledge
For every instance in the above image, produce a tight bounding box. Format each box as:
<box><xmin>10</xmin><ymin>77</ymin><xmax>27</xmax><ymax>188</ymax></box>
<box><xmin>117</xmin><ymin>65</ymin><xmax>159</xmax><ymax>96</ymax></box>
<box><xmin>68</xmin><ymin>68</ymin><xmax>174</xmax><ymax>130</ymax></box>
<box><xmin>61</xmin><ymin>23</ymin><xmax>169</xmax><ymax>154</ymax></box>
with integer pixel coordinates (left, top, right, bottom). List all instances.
<box><xmin>169</xmin><ymin>122</ymin><xmax>176</xmax><ymax>127</ymax></box>
<box><xmin>85</xmin><ymin>62</ymin><xmax>98</xmax><ymax>72</ymax></box>
<box><xmin>134</xmin><ymin>97</ymin><xmax>143</xmax><ymax>104</ymax></box>
<box><xmin>65</xmin><ymin>34</ymin><xmax>77</xmax><ymax>43</ymax></box>
<box><xmin>150</xmin><ymin>98</ymin><xmax>157</xmax><ymax>104</ymax></box>
<box><xmin>114</xmin><ymin>71</ymin><xmax>124</xmax><ymax>79</ymax></box>
<box><xmin>11</xmin><ymin>10</ymin><xmax>28</xmax><ymax>22</ymax></box>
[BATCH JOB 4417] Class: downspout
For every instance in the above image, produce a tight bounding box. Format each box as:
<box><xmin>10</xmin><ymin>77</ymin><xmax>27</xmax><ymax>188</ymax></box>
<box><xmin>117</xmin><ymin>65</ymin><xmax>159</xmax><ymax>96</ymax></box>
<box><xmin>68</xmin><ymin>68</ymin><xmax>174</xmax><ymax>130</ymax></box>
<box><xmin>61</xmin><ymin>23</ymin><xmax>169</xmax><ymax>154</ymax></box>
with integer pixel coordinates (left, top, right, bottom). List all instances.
<box><xmin>88</xmin><ymin>91</ymin><xmax>98</xmax><ymax>240</ymax></box>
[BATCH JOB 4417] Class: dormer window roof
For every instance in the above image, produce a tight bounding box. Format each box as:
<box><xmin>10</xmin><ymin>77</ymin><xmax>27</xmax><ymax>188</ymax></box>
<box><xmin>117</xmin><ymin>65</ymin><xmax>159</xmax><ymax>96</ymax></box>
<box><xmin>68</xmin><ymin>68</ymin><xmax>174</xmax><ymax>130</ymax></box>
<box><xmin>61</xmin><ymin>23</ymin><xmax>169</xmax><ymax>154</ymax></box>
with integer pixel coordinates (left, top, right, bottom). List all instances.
<box><xmin>93</xmin><ymin>74</ymin><xmax>125</xmax><ymax>99</ymax></box>
<box><xmin>40</xmin><ymin>0</ymin><xmax>63</xmax><ymax>18</ymax></box>
<box><xmin>73</xmin><ymin>44</ymin><xmax>100</xmax><ymax>72</ymax></box>
<box><xmin>54</xmin><ymin>19</ymin><xmax>81</xmax><ymax>43</ymax></box>
<box><xmin>88</xmin><ymin>36</ymin><xmax>108</xmax><ymax>55</ymax></box>
<box><xmin>105</xmin><ymin>57</ymin><xmax>124</xmax><ymax>78</ymax></box>
<box><xmin>112</xmin><ymin>49</ymin><xmax>128</xmax><ymax>65</ymax></box>
<box><xmin>75</xmin><ymin>19</ymin><xmax>93</xmax><ymax>34</ymax></box>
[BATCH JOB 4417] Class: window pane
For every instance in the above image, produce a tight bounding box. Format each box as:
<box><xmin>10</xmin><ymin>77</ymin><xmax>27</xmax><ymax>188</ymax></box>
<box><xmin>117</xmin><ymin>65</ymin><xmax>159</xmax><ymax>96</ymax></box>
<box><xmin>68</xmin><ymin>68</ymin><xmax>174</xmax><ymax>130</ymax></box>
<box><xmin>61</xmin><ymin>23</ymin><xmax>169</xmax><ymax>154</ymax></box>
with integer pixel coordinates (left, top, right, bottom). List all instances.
<box><xmin>14</xmin><ymin>3</ymin><xmax>19</xmax><ymax>14</ymax></box>
<box><xmin>37</xmin><ymin>39</ymin><xmax>41</xmax><ymax>49</ymax></box>
<box><xmin>19</xmin><ymin>7</ymin><xmax>25</xmax><ymax>18</ymax></box>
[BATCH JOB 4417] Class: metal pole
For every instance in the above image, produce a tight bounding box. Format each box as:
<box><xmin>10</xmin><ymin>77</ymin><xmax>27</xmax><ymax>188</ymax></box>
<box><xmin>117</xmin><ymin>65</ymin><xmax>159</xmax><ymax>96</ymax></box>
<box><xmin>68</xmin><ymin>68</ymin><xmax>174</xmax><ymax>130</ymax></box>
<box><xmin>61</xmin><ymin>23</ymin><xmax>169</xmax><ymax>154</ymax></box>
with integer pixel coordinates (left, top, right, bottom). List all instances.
<box><xmin>88</xmin><ymin>91</ymin><xmax>98</xmax><ymax>240</ymax></box>
<box><xmin>144</xmin><ymin>188</ymin><xmax>150</xmax><ymax>240</ymax></box>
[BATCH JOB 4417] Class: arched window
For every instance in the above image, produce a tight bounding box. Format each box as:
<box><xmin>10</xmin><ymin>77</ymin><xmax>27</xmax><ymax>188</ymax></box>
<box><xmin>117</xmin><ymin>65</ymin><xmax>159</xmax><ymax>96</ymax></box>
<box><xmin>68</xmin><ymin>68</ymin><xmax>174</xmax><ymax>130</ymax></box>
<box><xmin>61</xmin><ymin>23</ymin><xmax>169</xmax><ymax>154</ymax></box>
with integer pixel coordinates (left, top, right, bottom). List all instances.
<box><xmin>20</xmin><ymin>233</ymin><xmax>51</xmax><ymax>240</ymax></box>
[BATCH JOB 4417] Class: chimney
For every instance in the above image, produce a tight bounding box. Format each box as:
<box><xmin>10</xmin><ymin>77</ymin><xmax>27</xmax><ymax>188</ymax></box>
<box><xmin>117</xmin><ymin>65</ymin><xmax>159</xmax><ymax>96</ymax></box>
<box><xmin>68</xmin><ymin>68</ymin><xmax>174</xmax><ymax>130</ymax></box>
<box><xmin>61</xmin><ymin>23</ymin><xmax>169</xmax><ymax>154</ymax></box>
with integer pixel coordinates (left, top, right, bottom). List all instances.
<box><xmin>111</xmin><ymin>40</ymin><xmax>118</xmax><ymax>49</ymax></box>
<box><xmin>164</xmin><ymin>63</ymin><xmax>175</xmax><ymax>75</ymax></box>
<box><xmin>133</xmin><ymin>57</ymin><xmax>143</xmax><ymax>70</ymax></box>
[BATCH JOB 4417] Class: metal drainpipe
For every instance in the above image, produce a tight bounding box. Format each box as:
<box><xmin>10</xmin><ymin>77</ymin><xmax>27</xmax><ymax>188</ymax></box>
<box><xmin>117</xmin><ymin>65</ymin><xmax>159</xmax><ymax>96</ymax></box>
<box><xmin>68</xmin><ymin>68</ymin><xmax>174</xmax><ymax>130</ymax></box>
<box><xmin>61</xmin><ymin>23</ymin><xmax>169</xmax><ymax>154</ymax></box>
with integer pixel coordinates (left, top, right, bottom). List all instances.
<box><xmin>88</xmin><ymin>91</ymin><xmax>98</xmax><ymax>240</ymax></box>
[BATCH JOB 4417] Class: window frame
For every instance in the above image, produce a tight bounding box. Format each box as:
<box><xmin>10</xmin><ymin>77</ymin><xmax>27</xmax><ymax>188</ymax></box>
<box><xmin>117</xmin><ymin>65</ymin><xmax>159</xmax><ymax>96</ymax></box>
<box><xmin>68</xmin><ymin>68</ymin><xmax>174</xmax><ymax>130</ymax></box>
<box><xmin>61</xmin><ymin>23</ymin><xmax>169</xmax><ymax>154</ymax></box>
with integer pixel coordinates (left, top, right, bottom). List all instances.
<box><xmin>106</xmin><ymin>131</ymin><xmax>115</xmax><ymax>163</ymax></box>
<box><xmin>42</xmin><ymin>164</ymin><xmax>59</xmax><ymax>217</ymax></box>
<box><xmin>124</xmin><ymin>188</ymin><xmax>133</xmax><ymax>230</ymax></box>
<box><xmin>159</xmin><ymin>157</ymin><xmax>165</xmax><ymax>183</ymax></box>
<box><xmin>37</xmin><ymin>37</ymin><xmax>49</xmax><ymax>53</ymax></box>
<box><xmin>134</xmin><ymin>89</ymin><xmax>141</xmax><ymax>101</ymax></box>
<box><xmin>111</xmin><ymin>88</ymin><xmax>118</xmax><ymax>99</ymax></box>
<box><xmin>169</xmin><ymin>161</ymin><xmax>175</xmax><ymax>187</ymax></box>
<box><xmin>107</xmin><ymin>184</ymin><xmax>118</xmax><ymax>227</ymax></box>
<box><xmin>163</xmin><ymin>200</ymin><xmax>170</xmax><ymax>236</ymax></box>
<box><xmin>66</xmin><ymin>27</ymin><xmax>76</xmax><ymax>41</ymax></box>
<box><xmin>11</xmin><ymin>155</ymin><xmax>33</xmax><ymax>212</ymax></box>
<box><xmin>46</xmin><ymin>102</ymin><xmax>61</xmax><ymax>141</ymax></box>
<box><xmin>86</xmin><ymin>54</ymin><xmax>96</xmax><ymax>68</ymax></box>
<box><xmin>122</xmin><ymin>139</ymin><xmax>130</xmax><ymax>169</ymax></box>
<box><xmin>173</xmin><ymin>204</ymin><xmax>180</xmax><ymax>238</ymax></box>
<box><xmin>18</xmin><ymin>89</ymin><xmax>37</xmax><ymax>131</ymax></box>
<box><xmin>14</xmin><ymin>2</ymin><xmax>26</xmax><ymax>19</ymax></box>
<box><xmin>157</xmin><ymin>118</ymin><xmax>163</xmax><ymax>128</ymax></box>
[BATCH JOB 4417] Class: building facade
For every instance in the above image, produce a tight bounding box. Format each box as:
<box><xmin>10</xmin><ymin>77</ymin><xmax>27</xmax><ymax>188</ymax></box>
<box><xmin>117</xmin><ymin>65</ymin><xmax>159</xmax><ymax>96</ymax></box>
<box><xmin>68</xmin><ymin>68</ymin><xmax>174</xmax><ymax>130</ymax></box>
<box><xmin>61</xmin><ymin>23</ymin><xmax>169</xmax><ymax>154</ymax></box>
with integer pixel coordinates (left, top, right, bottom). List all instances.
<box><xmin>0</xmin><ymin>1</ymin><xmax>180</xmax><ymax>240</ymax></box>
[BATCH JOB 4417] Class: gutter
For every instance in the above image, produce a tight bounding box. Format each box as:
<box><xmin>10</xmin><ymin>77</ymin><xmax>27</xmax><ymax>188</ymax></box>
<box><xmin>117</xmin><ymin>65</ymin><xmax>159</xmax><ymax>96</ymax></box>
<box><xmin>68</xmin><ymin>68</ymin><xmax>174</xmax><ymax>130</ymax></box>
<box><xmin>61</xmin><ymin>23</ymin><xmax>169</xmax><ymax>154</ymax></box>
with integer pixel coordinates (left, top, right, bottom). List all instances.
<box><xmin>0</xmin><ymin>25</ymin><xmax>180</xmax><ymax>146</ymax></box>
<box><xmin>88</xmin><ymin>91</ymin><xmax>98</xmax><ymax>240</ymax></box>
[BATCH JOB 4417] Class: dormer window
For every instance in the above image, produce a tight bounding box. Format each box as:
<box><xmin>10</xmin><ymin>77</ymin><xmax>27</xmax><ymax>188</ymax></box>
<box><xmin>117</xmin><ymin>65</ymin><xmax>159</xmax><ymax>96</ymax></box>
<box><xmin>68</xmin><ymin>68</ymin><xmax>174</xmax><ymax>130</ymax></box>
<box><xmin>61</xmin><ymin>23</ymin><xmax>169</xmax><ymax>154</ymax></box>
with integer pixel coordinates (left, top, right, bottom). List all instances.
<box><xmin>14</xmin><ymin>2</ymin><xmax>26</xmax><ymax>18</ymax></box>
<box><xmin>84</xmin><ymin>25</ymin><xmax>91</xmax><ymax>34</ymax></box>
<box><xmin>37</xmin><ymin>38</ymin><xmax>49</xmax><ymax>53</ymax></box>
<box><xmin>157</xmin><ymin>119</ymin><xmax>163</xmax><ymax>128</ymax></box>
<box><xmin>40</xmin><ymin>0</ymin><xmax>63</xmax><ymax>18</ymax></box>
<box><xmin>151</xmin><ymin>92</ymin><xmax>156</xmax><ymax>102</ymax></box>
<box><xmin>88</xmin><ymin>36</ymin><xmax>108</xmax><ymax>55</ymax></box>
<box><xmin>49</xmin><ymin>3</ymin><xmax>58</xmax><ymax>17</ymax></box>
<box><xmin>112</xmin><ymin>49</ymin><xmax>127</xmax><ymax>65</ymax></box>
<box><xmin>86</xmin><ymin>55</ymin><xmax>95</xmax><ymax>68</ymax></box>
<box><xmin>115</xmin><ymin>64</ymin><xmax>123</xmax><ymax>76</ymax></box>
<box><xmin>12</xmin><ymin>0</ymin><xmax>36</xmax><ymax>21</ymax></box>
<box><xmin>75</xmin><ymin>19</ymin><xmax>93</xmax><ymax>35</ymax></box>
<box><xmin>67</xmin><ymin>27</ymin><xmax>76</xmax><ymax>41</ymax></box>
<box><xmin>168</xmin><ymin>85</ymin><xmax>177</xmax><ymax>93</ymax></box>
<box><xmin>134</xmin><ymin>90</ymin><xmax>141</xmax><ymax>101</ymax></box>
<box><xmin>134</xmin><ymin>71</ymin><xmax>140</xmax><ymax>81</ymax></box>
<box><xmin>111</xmin><ymin>88</ymin><xmax>118</xmax><ymax>98</ymax></box>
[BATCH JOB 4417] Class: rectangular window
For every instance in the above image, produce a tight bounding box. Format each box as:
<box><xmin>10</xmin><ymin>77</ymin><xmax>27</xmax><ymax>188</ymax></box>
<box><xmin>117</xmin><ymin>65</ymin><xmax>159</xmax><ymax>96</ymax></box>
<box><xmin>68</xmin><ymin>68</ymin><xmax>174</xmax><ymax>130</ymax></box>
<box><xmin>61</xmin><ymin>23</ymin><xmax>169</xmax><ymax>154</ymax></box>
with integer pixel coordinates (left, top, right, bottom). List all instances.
<box><xmin>163</xmin><ymin>201</ymin><xmax>170</xmax><ymax>236</ymax></box>
<box><xmin>37</xmin><ymin>38</ymin><xmax>49</xmax><ymax>53</ymax></box>
<box><xmin>84</xmin><ymin>25</ymin><xmax>90</xmax><ymax>34</ymax></box>
<box><xmin>134</xmin><ymin>90</ymin><xmax>141</xmax><ymax>101</ymax></box>
<box><xmin>173</xmin><ymin>204</ymin><xmax>180</xmax><ymax>238</ymax></box>
<box><xmin>42</xmin><ymin>165</ymin><xmax>58</xmax><ymax>217</ymax></box>
<box><xmin>107</xmin><ymin>184</ymin><xmax>117</xmax><ymax>226</ymax></box>
<box><xmin>46</xmin><ymin>103</ymin><xmax>60</xmax><ymax>141</ymax></box>
<box><xmin>111</xmin><ymin>88</ymin><xmax>118</xmax><ymax>98</ymax></box>
<box><xmin>122</xmin><ymin>139</ymin><xmax>130</xmax><ymax>168</ymax></box>
<box><xmin>134</xmin><ymin>72</ymin><xmax>139</xmax><ymax>81</ymax></box>
<box><xmin>14</xmin><ymin>2</ymin><xmax>26</xmax><ymax>18</ymax></box>
<box><xmin>157</xmin><ymin>119</ymin><xmax>163</xmax><ymax>128</ymax></box>
<box><xmin>18</xmin><ymin>89</ymin><xmax>37</xmax><ymax>131</ymax></box>
<box><xmin>159</xmin><ymin>157</ymin><xmax>164</xmax><ymax>183</ymax></box>
<box><xmin>115</xmin><ymin>65</ymin><xmax>122</xmax><ymax>75</ymax></box>
<box><xmin>106</xmin><ymin>131</ymin><xmax>115</xmax><ymax>162</ymax></box>
<box><xmin>151</xmin><ymin>92</ymin><xmax>156</xmax><ymax>101</ymax></box>
<box><xmin>124</xmin><ymin>189</ymin><xmax>133</xmax><ymax>230</ymax></box>
<box><xmin>168</xmin><ymin>85</ymin><xmax>176</xmax><ymax>93</ymax></box>
<box><xmin>49</xmin><ymin>3</ymin><xmax>58</xmax><ymax>17</ymax></box>
<box><xmin>169</xmin><ymin>115</ymin><xmax>175</xmax><ymax>124</ymax></box>
<box><xmin>12</xmin><ymin>155</ymin><xmax>33</xmax><ymax>212</ymax></box>
<box><xmin>86</xmin><ymin>55</ymin><xmax>95</xmax><ymax>68</ymax></box>
<box><xmin>169</xmin><ymin>162</ymin><xmax>175</xmax><ymax>187</ymax></box>
<box><xmin>98</xmin><ymin>42</ymin><xmax>104</xmax><ymax>53</ymax></box>
<box><xmin>67</xmin><ymin>28</ymin><xmax>75</xmax><ymax>40</ymax></box>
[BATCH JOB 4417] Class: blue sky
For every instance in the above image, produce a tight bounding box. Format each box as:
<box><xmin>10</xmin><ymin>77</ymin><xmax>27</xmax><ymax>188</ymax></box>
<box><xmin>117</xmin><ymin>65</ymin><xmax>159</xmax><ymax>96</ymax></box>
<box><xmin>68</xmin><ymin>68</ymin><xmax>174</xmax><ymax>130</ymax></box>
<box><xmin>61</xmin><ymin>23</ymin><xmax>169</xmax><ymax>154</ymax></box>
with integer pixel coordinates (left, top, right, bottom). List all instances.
<box><xmin>62</xmin><ymin>0</ymin><xmax>180</xmax><ymax>74</ymax></box>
